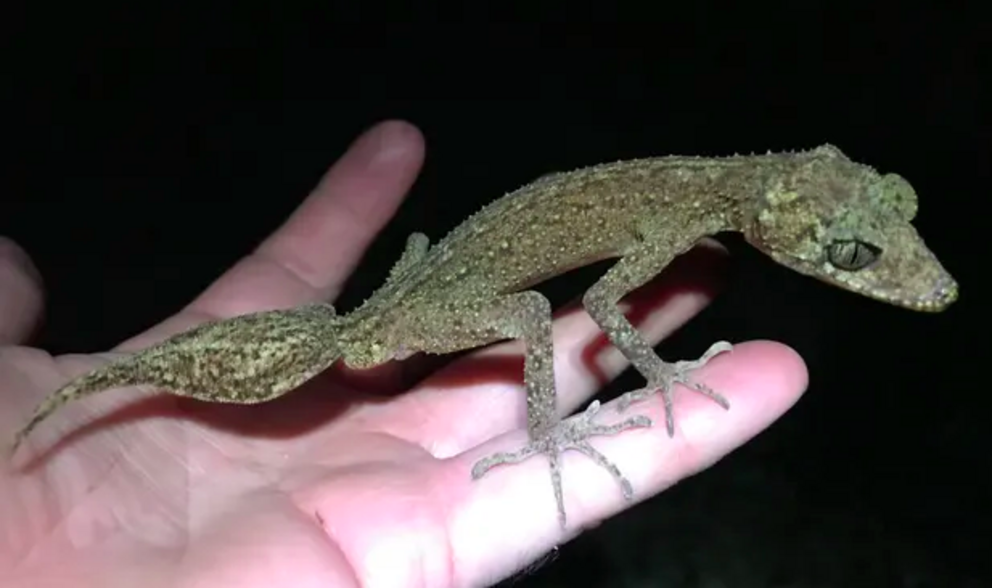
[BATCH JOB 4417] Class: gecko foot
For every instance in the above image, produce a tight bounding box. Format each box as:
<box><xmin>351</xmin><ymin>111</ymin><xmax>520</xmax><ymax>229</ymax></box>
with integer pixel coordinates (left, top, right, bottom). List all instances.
<box><xmin>471</xmin><ymin>399</ymin><xmax>652</xmax><ymax>528</ymax></box>
<box><xmin>616</xmin><ymin>340</ymin><xmax>733</xmax><ymax>436</ymax></box>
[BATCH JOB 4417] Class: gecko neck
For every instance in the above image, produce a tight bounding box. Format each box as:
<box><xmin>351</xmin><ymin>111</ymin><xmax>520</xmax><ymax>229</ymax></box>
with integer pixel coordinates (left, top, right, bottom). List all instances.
<box><xmin>621</xmin><ymin>150</ymin><xmax>809</xmax><ymax>236</ymax></box>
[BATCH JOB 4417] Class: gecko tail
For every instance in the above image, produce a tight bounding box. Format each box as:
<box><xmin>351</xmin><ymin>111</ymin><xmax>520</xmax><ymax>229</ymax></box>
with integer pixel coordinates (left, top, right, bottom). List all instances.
<box><xmin>8</xmin><ymin>360</ymin><xmax>148</xmax><ymax>457</ymax></box>
<box><xmin>9</xmin><ymin>308</ymin><xmax>348</xmax><ymax>457</ymax></box>
<box><xmin>8</xmin><ymin>303</ymin><xmax>346</xmax><ymax>458</ymax></box>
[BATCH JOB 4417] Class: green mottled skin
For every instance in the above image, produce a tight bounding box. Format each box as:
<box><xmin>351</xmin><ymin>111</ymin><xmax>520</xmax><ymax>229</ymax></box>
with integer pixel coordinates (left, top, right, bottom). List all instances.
<box><xmin>9</xmin><ymin>144</ymin><xmax>957</xmax><ymax>527</ymax></box>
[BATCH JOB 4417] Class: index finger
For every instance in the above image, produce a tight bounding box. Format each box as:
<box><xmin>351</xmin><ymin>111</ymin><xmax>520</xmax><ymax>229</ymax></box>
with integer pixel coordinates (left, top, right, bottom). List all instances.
<box><xmin>448</xmin><ymin>341</ymin><xmax>807</xmax><ymax>585</ymax></box>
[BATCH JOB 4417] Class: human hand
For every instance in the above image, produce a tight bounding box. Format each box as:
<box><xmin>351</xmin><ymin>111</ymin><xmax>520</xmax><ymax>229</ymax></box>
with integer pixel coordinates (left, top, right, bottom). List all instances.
<box><xmin>0</xmin><ymin>120</ymin><xmax>807</xmax><ymax>587</ymax></box>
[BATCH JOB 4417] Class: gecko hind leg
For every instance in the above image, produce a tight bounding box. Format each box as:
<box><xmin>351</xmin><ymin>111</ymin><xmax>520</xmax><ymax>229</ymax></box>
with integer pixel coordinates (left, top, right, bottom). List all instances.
<box><xmin>443</xmin><ymin>290</ymin><xmax>656</xmax><ymax>528</ymax></box>
<box><xmin>615</xmin><ymin>340</ymin><xmax>734</xmax><ymax>435</ymax></box>
<box><xmin>471</xmin><ymin>399</ymin><xmax>652</xmax><ymax>528</ymax></box>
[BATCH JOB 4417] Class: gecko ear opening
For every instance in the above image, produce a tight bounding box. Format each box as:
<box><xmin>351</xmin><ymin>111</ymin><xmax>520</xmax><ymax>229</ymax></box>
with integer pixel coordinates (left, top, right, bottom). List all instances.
<box><xmin>874</xmin><ymin>173</ymin><xmax>918</xmax><ymax>221</ymax></box>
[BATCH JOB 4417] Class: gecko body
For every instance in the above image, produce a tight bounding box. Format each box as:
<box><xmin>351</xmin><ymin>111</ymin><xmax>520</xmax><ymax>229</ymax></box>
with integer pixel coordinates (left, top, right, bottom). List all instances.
<box><xmin>10</xmin><ymin>144</ymin><xmax>957</xmax><ymax>527</ymax></box>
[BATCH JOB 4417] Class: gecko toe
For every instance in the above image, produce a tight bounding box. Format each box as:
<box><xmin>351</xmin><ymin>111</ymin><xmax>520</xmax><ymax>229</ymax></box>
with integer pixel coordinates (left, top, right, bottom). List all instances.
<box><xmin>471</xmin><ymin>400</ymin><xmax>652</xmax><ymax>527</ymax></box>
<box><xmin>615</xmin><ymin>341</ymin><xmax>734</xmax><ymax>435</ymax></box>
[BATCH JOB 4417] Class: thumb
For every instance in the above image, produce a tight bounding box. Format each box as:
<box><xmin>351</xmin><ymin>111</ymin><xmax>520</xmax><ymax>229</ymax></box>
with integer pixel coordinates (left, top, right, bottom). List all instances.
<box><xmin>0</xmin><ymin>237</ymin><xmax>44</xmax><ymax>345</ymax></box>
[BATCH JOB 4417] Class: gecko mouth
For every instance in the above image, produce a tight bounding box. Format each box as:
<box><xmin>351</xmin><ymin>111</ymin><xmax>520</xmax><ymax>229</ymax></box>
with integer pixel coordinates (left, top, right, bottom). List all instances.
<box><xmin>921</xmin><ymin>273</ymin><xmax>959</xmax><ymax>310</ymax></box>
<box><xmin>789</xmin><ymin>250</ymin><xmax>959</xmax><ymax>313</ymax></box>
<box><xmin>841</xmin><ymin>271</ymin><xmax>958</xmax><ymax>312</ymax></box>
<box><xmin>897</xmin><ymin>270</ymin><xmax>958</xmax><ymax>312</ymax></box>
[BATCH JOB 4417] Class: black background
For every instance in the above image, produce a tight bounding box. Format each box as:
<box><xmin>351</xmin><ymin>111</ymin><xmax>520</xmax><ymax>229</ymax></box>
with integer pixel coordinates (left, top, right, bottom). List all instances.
<box><xmin>4</xmin><ymin>7</ymin><xmax>988</xmax><ymax>587</ymax></box>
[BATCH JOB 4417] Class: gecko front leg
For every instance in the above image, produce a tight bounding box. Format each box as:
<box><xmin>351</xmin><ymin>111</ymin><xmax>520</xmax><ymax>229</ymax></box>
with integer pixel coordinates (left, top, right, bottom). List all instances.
<box><xmin>583</xmin><ymin>237</ymin><xmax>733</xmax><ymax>436</ymax></box>
<box><xmin>466</xmin><ymin>290</ymin><xmax>652</xmax><ymax>528</ymax></box>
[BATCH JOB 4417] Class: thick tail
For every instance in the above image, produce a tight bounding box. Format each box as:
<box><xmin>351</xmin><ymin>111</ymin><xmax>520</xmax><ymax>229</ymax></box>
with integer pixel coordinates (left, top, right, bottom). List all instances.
<box><xmin>8</xmin><ymin>303</ymin><xmax>344</xmax><ymax>457</ymax></box>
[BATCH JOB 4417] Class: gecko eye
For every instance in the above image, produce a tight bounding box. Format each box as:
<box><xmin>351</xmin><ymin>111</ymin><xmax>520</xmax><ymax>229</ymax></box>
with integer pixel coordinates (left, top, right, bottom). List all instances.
<box><xmin>827</xmin><ymin>239</ymin><xmax>881</xmax><ymax>271</ymax></box>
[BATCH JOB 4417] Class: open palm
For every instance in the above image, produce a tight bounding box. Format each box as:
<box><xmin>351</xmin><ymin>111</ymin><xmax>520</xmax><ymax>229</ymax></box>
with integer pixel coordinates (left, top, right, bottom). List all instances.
<box><xmin>0</xmin><ymin>121</ymin><xmax>806</xmax><ymax>588</ymax></box>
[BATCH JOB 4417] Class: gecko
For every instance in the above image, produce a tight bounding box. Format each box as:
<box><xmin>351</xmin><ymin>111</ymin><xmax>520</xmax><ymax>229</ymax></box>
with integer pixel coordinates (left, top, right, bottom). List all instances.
<box><xmin>8</xmin><ymin>144</ymin><xmax>957</xmax><ymax>528</ymax></box>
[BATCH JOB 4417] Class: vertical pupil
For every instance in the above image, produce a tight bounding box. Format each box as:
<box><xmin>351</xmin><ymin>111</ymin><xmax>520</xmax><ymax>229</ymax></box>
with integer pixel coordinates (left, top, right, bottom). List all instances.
<box><xmin>830</xmin><ymin>240</ymin><xmax>878</xmax><ymax>270</ymax></box>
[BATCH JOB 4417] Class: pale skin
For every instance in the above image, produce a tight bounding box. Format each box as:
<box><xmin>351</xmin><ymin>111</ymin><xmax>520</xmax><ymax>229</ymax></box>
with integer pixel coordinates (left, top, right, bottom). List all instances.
<box><xmin>2</xmin><ymin>120</ymin><xmax>811</xmax><ymax>587</ymax></box>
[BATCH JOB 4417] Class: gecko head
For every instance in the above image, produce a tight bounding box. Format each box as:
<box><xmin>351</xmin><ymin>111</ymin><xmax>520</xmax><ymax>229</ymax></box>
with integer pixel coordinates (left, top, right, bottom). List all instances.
<box><xmin>743</xmin><ymin>145</ymin><xmax>957</xmax><ymax>312</ymax></box>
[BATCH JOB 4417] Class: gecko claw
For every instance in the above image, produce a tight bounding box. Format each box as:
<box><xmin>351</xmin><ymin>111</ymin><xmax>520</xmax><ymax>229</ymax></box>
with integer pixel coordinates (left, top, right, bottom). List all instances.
<box><xmin>471</xmin><ymin>399</ymin><xmax>652</xmax><ymax>528</ymax></box>
<box><xmin>616</xmin><ymin>341</ymin><xmax>733</xmax><ymax>436</ymax></box>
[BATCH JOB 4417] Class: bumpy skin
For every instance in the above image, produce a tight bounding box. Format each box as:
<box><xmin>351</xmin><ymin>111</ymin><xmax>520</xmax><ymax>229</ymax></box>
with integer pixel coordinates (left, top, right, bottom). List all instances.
<box><xmin>9</xmin><ymin>144</ymin><xmax>957</xmax><ymax>527</ymax></box>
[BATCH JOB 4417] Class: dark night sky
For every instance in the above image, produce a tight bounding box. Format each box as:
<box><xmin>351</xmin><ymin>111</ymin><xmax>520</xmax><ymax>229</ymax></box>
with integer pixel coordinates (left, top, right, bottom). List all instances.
<box><xmin>4</xmin><ymin>7</ymin><xmax>988</xmax><ymax>586</ymax></box>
